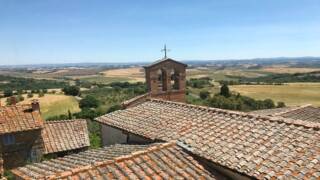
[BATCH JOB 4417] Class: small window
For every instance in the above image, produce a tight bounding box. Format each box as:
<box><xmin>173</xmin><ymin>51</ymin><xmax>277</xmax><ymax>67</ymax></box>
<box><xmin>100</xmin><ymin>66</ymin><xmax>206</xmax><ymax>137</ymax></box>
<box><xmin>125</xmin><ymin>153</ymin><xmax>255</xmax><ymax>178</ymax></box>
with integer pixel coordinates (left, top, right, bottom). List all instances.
<box><xmin>3</xmin><ymin>134</ymin><xmax>15</xmax><ymax>145</ymax></box>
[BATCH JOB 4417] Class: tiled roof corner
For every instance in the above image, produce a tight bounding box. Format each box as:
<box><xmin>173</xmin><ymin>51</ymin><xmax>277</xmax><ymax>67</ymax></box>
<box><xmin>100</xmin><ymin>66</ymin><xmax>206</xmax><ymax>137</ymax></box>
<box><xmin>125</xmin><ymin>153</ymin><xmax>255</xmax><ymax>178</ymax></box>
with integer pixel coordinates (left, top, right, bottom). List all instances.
<box><xmin>273</xmin><ymin>104</ymin><xmax>313</xmax><ymax>116</ymax></box>
<box><xmin>251</xmin><ymin>104</ymin><xmax>320</xmax><ymax>123</ymax></box>
<box><xmin>0</xmin><ymin>104</ymin><xmax>44</xmax><ymax>134</ymax></box>
<box><xmin>42</xmin><ymin>119</ymin><xmax>90</xmax><ymax>154</ymax></box>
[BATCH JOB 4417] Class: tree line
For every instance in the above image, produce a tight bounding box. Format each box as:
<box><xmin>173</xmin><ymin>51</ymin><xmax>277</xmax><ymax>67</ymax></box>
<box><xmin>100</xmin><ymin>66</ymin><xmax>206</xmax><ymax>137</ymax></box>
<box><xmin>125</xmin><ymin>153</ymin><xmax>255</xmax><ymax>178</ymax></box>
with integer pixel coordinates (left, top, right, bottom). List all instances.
<box><xmin>0</xmin><ymin>75</ymin><xmax>67</xmax><ymax>92</ymax></box>
<box><xmin>224</xmin><ymin>71</ymin><xmax>320</xmax><ymax>84</ymax></box>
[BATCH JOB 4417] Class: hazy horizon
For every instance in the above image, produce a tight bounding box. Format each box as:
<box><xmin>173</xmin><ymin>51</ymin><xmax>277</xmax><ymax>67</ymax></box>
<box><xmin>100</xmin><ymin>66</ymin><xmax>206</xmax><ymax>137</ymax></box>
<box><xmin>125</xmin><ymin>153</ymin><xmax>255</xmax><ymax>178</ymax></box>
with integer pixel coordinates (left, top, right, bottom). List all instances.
<box><xmin>1</xmin><ymin>0</ymin><xmax>320</xmax><ymax>65</ymax></box>
<box><xmin>1</xmin><ymin>56</ymin><xmax>320</xmax><ymax>67</ymax></box>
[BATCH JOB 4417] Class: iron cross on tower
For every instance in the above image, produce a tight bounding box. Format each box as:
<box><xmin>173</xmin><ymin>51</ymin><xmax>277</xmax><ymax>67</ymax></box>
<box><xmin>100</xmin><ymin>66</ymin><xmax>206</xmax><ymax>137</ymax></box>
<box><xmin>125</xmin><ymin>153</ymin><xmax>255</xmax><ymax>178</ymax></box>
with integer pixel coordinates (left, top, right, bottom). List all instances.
<box><xmin>161</xmin><ymin>44</ymin><xmax>170</xmax><ymax>59</ymax></box>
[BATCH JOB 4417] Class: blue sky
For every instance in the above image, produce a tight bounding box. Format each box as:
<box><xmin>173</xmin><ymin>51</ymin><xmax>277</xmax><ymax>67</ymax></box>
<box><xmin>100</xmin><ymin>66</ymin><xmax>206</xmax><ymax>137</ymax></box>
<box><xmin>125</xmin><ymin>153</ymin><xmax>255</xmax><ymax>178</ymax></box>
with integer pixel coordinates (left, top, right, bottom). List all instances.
<box><xmin>0</xmin><ymin>0</ymin><xmax>319</xmax><ymax>65</ymax></box>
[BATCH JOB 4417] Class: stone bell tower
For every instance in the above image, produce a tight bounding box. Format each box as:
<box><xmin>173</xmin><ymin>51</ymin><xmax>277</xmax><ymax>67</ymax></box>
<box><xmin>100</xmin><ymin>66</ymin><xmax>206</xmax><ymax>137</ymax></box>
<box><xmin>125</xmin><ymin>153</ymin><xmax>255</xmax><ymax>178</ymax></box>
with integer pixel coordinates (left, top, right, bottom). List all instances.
<box><xmin>144</xmin><ymin>57</ymin><xmax>187</xmax><ymax>102</ymax></box>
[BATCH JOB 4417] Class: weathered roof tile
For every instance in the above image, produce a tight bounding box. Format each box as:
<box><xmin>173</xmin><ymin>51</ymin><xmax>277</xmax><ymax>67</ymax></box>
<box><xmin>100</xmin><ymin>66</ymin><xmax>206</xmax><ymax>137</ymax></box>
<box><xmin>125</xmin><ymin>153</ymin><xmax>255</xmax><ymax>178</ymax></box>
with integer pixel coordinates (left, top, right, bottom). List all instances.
<box><xmin>42</xmin><ymin>119</ymin><xmax>90</xmax><ymax>154</ymax></box>
<box><xmin>12</xmin><ymin>143</ymin><xmax>223</xmax><ymax>179</ymax></box>
<box><xmin>12</xmin><ymin>144</ymin><xmax>154</xmax><ymax>179</ymax></box>
<box><xmin>0</xmin><ymin>105</ymin><xmax>43</xmax><ymax>134</ymax></box>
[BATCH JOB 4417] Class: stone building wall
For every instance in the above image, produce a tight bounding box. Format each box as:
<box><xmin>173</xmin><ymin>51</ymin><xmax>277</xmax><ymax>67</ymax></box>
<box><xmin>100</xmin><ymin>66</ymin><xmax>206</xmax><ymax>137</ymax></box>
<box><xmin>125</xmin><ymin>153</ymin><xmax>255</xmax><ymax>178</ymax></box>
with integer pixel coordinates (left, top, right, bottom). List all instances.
<box><xmin>0</xmin><ymin>130</ymin><xmax>43</xmax><ymax>169</ymax></box>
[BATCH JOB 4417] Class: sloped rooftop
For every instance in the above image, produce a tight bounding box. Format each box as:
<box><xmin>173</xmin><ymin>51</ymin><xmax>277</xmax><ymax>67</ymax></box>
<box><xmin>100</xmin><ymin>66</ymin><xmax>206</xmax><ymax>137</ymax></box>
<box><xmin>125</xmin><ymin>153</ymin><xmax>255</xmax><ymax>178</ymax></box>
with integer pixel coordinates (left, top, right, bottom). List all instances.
<box><xmin>12</xmin><ymin>144</ymin><xmax>154</xmax><ymax>179</ymax></box>
<box><xmin>96</xmin><ymin>99</ymin><xmax>320</xmax><ymax>179</ymax></box>
<box><xmin>0</xmin><ymin>105</ymin><xmax>43</xmax><ymax>134</ymax></box>
<box><xmin>12</xmin><ymin>142</ymin><xmax>222</xmax><ymax>179</ymax></box>
<box><xmin>42</xmin><ymin>119</ymin><xmax>90</xmax><ymax>154</ymax></box>
<box><xmin>251</xmin><ymin>105</ymin><xmax>320</xmax><ymax>123</ymax></box>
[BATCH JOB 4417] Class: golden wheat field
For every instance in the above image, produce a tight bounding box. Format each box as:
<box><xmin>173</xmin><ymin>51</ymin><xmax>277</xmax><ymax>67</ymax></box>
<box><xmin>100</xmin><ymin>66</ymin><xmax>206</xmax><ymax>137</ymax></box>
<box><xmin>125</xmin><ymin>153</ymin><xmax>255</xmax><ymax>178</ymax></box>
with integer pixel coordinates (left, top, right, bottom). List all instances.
<box><xmin>230</xmin><ymin>83</ymin><xmax>320</xmax><ymax>107</ymax></box>
<box><xmin>260</xmin><ymin>67</ymin><xmax>320</xmax><ymax>74</ymax></box>
<box><xmin>102</xmin><ymin>67</ymin><xmax>145</xmax><ymax>82</ymax></box>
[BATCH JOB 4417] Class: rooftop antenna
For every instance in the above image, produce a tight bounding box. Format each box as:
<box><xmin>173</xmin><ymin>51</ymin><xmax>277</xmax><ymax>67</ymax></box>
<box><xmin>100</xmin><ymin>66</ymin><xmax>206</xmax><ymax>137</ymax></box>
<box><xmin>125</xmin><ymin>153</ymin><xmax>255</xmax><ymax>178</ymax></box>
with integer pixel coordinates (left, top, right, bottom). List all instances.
<box><xmin>161</xmin><ymin>44</ymin><xmax>170</xmax><ymax>59</ymax></box>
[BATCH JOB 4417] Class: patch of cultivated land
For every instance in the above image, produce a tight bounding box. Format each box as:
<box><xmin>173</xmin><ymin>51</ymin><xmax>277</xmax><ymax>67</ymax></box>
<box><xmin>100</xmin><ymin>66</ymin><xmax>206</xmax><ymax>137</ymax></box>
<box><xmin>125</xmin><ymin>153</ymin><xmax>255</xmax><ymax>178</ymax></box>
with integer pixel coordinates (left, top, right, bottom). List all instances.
<box><xmin>25</xmin><ymin>94</ymin><xmax>80</xmax><ymax>119</ymax></box>
<box><xmin>260</xmin><ymin>67</ymin><xmax>320</xmax><ymax>74</ymax></box>
<box><xmin>102</xmin><ymin>67</ymin><xmax>145</xmax><ymax>82</ymax></box>
<box><xmin>1</xmin><ymin>94</ymin><xmax>80</xmax><ymax>119</ymax></box>
<box><xmin>186</xmin><ymin>68</ymin><xmax>268</xmax><ymax>81</ymax></box>
<box><xmin>76</xmin><ymin>75</ymin><xmax>134</xmax><ymax>84</ymax></box>
<box><xmin>230</xmin><ymin>83</ymin><xmax>320</xmax><ymax>106</ymax></box>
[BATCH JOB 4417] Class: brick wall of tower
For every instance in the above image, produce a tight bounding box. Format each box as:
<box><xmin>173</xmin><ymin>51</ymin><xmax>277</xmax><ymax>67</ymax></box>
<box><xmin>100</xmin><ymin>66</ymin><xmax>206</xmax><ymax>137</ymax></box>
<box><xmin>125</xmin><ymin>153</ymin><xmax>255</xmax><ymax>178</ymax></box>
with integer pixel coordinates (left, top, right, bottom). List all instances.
<box><xmin>144</xmin><ymin>59</ymin><xmax>187</xmax><ymax>102</ymax></box>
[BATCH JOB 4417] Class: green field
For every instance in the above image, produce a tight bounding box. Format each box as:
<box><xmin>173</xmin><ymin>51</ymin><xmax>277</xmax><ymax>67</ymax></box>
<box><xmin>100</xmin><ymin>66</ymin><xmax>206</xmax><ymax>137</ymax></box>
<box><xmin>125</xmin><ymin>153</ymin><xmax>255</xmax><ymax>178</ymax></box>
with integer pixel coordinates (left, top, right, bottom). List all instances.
<box><xmin>230</xmin><ymin>83</ymin><xmax>320</xmax><ymax>107</ymax></box>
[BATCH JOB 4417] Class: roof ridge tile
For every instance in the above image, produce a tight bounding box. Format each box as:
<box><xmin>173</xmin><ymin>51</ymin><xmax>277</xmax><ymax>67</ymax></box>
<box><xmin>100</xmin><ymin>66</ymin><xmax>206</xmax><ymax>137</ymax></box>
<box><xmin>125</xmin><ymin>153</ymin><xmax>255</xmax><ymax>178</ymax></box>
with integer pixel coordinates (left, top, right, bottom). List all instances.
<box><xmin>45</xmin><ymin>119</ymin><xmax>86</xmax><ymax>124</ymax></box>
<box><xmin>148</xmin><ymin>98</ymin><xmax>320</xmax><ymax>130</ymax></box>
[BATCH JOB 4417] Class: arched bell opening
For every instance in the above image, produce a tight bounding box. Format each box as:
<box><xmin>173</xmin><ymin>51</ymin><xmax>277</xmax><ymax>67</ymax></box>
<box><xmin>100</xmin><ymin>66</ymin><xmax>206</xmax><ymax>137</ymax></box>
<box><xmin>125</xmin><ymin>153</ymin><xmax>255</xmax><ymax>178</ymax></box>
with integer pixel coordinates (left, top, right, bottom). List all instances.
<box><xmin>170</xmin><ymin>69</ymin><xmax>180</xmax><ymax>90</ymax></box>
<box><xmin>157</xmin><ymin>69</ymin><xmax>166</xmax><ymax>91</ymax></box>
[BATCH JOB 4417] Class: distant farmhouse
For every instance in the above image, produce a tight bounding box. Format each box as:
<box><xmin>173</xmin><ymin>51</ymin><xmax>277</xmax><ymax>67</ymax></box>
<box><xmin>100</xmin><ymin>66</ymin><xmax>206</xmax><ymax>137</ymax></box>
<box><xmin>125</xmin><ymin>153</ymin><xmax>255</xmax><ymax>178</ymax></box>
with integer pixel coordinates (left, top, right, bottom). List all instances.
<box><xmin>0</xmin><ymin>100</ymin><xmax>90</xmax><ymax>175</ymax></box>
<box><xmin>10</xmin><ymin>57</ymin><xmax>320</xmax><ymax>179</ymax></box>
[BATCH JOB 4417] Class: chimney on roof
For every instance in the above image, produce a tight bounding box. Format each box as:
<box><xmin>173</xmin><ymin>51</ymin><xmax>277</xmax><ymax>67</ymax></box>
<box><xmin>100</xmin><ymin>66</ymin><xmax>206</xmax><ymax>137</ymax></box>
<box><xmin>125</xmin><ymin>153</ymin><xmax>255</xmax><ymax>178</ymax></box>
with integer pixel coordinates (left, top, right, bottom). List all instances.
<box><xmin>31</xmin><ymin>99</ymin><xmax>40</xmax><ymax>113</ymax></box>
<box><xmin>10</xmin><ymin>96</ymin><xmax>16</xmax><ymax>105</ymax></box>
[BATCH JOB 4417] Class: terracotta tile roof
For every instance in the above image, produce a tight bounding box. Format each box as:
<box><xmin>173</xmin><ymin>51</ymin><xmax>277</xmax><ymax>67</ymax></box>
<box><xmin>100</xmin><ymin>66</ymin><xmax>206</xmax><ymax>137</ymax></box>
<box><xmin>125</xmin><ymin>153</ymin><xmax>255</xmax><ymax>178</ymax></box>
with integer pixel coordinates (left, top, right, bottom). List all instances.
<box><xmin>24</xmin><ymin>142</ymin><xmax>220</xmax><ymax>179</ymax></box>
<box><xmin>11</xmin><ymin>144</ymin><xmax>156</xmax><ymax>179</ymax></box>
<box><xmin>251</xmin><ymin>105</ymin><xmax>320</xmax><ymax>123</ymax></box>
<box><xmin>0</xmin><ymin>105</ymin><xmax>44</xmax><ymax>134</ymax></box>
<box><xmin>42</xmin><ymin>119</ymin><xmax>90</xmax><ymax>154</ymax></box>
<box><xmin>96</xmin><ymin>99</ymin><xmax>320</xmax><ymax>179</ymax></box>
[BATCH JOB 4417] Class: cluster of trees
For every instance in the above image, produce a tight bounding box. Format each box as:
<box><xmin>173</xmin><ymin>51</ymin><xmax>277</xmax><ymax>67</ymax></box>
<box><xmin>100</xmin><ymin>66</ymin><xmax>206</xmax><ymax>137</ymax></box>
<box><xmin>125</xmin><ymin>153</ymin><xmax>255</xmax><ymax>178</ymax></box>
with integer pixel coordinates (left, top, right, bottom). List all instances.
<box><xmin>62</xmin><ymin>86</ymin><xmax>80</xmax><ymax>96</ymax></box>
<box><xmin>109</xmin><ymin>82</ymin><xmax>147</xmax><ymax>95</ymax></box>
<box><xmin>0</xmin><ymin>75</ymin><xmax>67</xmax><ymax>91</ymax></box>
<box><xmin>3</xmin><ymin>89</ymin><xmax>49</xmax><ymax>98</ymax></box>
<box><xmin>187</xmin><ymin>77</ymin><xmax>213</xmax><ymax>88</ymax></box>
<box><xmin>206</xmin><ymin>94</ymin><xmax>282</xmax><ymax>111</ymax></box>
<box><xmin>190</xmin><ymin>84</ymin><xmax>285</xmax><ymax>112</ymax></box>
<box><xmin>3</xmin><ymin>88</ymin><xmax>49</xmax><ymax>105</ymax></box>
<box><xmin>75</xmin><ymin>79</ymin><xmax>94</xmax><ymax>89</ymax></box>
<box><xmin>79</xmin><ymin>95</ymin><xmax>99</xmax><ymax>109</ymax></box>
